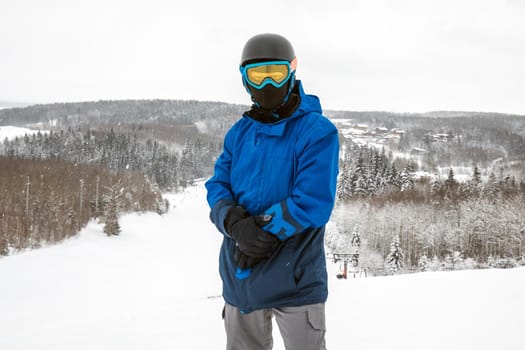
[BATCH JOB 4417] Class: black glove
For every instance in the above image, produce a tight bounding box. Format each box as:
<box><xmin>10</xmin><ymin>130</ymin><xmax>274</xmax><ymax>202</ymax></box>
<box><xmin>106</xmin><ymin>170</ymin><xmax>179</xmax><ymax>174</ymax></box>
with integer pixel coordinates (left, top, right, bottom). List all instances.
<box><xmin>234</xmin><ymin>246</ymin><xmax>262</xmax><ymax>270</ymax></box>
<box><xmin>224</xmin><ymin>205</ymin><xmax>249</xmax><ymax>234</ymax></box>
<box><xmin>225</xmin><ymin>207</ymin><xmax>279</xmax><ymax>258</ymax></box>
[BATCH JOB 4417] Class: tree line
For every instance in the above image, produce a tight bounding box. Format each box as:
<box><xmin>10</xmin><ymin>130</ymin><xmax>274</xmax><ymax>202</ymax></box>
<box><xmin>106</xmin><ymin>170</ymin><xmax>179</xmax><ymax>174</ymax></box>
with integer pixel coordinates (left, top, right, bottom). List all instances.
<box><xmin>0</xmin><ymin>156</ymin><xmax>166</xmax><ymax>256</ymax></box>
<box><xmin>1</xmin><ymin>127</ymin><xmax>219</xmax><ymax>191</ymax></box>
<box><xmin>0</xmin><ymin>99</ymin><xmax>245</xmax><ymax>131</ymax></box>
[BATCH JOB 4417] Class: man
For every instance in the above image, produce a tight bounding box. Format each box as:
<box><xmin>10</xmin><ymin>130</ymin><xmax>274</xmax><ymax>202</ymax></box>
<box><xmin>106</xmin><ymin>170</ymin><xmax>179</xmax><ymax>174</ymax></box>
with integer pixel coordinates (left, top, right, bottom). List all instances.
<box><xmin>206</xmin><ymin>33</ymin><xmax>339</xmax><ymax>350</ymax></box>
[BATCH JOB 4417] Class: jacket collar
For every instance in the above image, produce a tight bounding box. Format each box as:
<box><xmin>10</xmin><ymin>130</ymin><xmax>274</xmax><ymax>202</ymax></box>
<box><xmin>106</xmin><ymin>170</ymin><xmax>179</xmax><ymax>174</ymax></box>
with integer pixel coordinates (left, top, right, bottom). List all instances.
<box><xmin>244</xmin><ymin>81</ymin><xmax>322</xmax><ymax>137</ymax></box>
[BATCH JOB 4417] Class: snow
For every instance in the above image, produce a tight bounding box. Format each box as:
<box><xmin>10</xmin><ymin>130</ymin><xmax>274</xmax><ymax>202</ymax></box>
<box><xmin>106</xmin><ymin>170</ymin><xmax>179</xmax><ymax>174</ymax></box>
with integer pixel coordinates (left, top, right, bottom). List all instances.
<box><xmin>26</xmin><ymin>119</ymin><xmax>58</xmax><ymax>129</ymax></box>
<box><xmin>1</xmin><ymin>183</ymin><xmax>524</xmax><ymax>350</ymax></box>
<box><xmin>330</xmin><ymin>118</ymin><xmax>352</xmax><ymax>124</ymax></box>
<box><xmin>0</xmin><ymin>126</ymin><xmax>49</xmax><ymax>141</ymax></box>
<box><xmin>327</xmin><ymin>267</ymin><xmax>525</xmax><ymax>350</ymax></box>
<box><xmin>414</xmin><ymin>170</ymin><xmax>437</xmax><ymax>179</ymax></box>
<box><xmin>436</xmin><ymin>165</ymin><xmax>476</xmax><ymax>182</ymax></box>
<box><xmin>194</xmin><ymin>120</ymin><xmax>208</xmax><ymax>134</ymax></box>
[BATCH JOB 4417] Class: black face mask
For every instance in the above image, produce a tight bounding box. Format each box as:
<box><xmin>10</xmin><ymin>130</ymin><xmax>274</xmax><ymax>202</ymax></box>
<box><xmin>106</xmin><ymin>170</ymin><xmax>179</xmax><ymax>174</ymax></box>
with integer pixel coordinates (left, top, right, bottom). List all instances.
<box><xmin>245</xmin><ymin>82</ymin><xmax>301</xmax><ymax>123</ymax></box>
<box><xmin>248</xmin><ymin>80</ymin><xmax>291</xmax><ymax>111</ymax></box>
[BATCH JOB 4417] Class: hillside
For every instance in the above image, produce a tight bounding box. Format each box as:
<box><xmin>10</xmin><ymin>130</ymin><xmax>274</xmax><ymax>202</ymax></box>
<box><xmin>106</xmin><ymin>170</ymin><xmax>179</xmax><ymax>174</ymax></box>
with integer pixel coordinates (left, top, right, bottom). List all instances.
<box><xmin>1</xmin><ymin>101</ymin><xmax>524</xmax><ymax>270</ymax></box>
<box><xmin>2</xmin><ymin>100</ymin><xmax>524</xmax><ymax>171</ymax></box>
<box><xmin>0</xmin><ymin>100</ymin><xmax>246</xmax><ymax>144</ymax></box>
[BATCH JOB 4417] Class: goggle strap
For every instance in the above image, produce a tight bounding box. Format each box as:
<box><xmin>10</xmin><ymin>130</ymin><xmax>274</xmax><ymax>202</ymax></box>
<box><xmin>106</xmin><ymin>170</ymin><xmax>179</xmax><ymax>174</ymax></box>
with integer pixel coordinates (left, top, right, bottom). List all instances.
<box><xmin>290</xmin><ymin>57</ymin><xmax>297</xmax><ymax>71</ymax></box>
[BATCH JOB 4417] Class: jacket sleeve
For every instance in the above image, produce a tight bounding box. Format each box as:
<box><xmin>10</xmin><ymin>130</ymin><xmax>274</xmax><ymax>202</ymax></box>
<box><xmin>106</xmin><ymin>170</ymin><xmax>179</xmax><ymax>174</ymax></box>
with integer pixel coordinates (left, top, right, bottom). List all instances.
<box><xmin>262</xmin><ymin>120</ymin><xmax>339</xmax><ymax>240</ymax></box>
<box><xmin>205</xmin><ymin>127</ymin><xmax>236</xmax><ymax>236</ymax></box>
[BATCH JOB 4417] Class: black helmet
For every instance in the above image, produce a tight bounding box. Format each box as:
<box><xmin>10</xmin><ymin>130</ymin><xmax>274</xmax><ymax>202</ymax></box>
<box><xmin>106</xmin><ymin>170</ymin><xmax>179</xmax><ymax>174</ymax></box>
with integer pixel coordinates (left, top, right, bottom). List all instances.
<box><xmin>241</xmin><ymin>33</ymin><xmax>296</xmax><ymax>66</ymax></box>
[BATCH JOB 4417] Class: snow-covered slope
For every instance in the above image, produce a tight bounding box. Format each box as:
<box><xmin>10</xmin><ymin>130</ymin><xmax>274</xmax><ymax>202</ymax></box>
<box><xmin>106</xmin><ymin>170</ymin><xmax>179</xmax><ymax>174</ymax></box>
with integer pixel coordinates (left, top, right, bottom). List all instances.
<box><xmin>1</xmin><ymin>184</ymin><xmax>524</xmax><ymax>350</ymax></box>
<box><xmin>0</xmin><ymin>125</ymin><xmax>48</xmax><ymax>141</ymax></box>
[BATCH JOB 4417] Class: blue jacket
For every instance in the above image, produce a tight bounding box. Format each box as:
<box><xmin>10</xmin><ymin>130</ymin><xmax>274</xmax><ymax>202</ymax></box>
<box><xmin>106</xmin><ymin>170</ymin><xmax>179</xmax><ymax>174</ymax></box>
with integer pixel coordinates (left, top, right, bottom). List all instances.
<box><xmin>206</xmin><ymin>81</ymin><xmax>339</xmax><ymax>313</ymax></box>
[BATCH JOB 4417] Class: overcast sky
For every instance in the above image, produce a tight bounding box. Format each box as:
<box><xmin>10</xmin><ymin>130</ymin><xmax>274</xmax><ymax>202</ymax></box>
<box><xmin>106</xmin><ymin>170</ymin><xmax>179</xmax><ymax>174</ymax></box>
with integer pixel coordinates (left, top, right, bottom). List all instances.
<box><xmin>1</xmin><ymin>0</ymin><xmax>524</xmax><ymax>114</ymax></box>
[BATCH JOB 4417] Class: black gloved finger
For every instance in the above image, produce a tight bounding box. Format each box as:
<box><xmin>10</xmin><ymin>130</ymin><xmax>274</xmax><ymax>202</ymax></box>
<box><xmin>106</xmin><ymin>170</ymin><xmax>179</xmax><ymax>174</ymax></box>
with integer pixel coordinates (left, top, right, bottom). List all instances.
<box><xmin>240</xmin><ymin>244</ymin><xmax>273</xmax><ymax>258</ymax></box>
<box><xmin>237</xmin><ymin>249</ymin><xmax>262</xmax><ymax>270</ymax></box>
<box><xmin>241</xmin><ymin>233</ymin><xmax>277</xmax><ymax>257</ymax></box>
<box><xmin>231</xmin><ymin>216</ymin><xmax>278</xmax><ymax>258</ymax></box>
<box><xmin>225</xmin><ymin>206</ymin><xmax>248</xmax><ymax>235</ymax></box>
<box><xmin>234</xmin><ymin>246</ymin><xmax>249</xmax><ymax>270</ymax></box>
<box><xmin>245</xmin><ymin>255</ymin><xmax>261</xmax><ymax>269</ymax></box>
<box><xmin>237</xmin><ymin>253</ymin><xmax>249</xmax><ymax>270</ymax></box>
<box><xmin>253</xmin><ymin>241</ymin><xmax>280</xmax><ymax>258</ymax></box>
<box><xmin>255</xmin><ymin>229</ymin><xmax>280</xmax><ymax>243</ymax></box>
<box><xmin>234</xmin><ymin>245</ymin><xmax>260</xmax><ymax>268</ymax></box>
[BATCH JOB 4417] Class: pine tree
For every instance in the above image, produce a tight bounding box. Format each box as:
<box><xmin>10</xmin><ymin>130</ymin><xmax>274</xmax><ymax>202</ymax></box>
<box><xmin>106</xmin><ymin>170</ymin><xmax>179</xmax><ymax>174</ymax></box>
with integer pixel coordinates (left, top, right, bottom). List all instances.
<box><xmin>103</xmin><ymin>180</ymin><xmax>122</xmax><ymax>236</ymax></box>
<box><xmin>387</xmin><ymin>235</ymin><xmax>404</xmax><ymax>273</ymax></box>
<box><xmin>445</xmin><ymin>168</ymin><xmax>456</xmax><ymax>187</ymax></box>
<box><xmin>370</xmin><ymin>151</ymin><xmax>382</xmax><ymax>179</ymax></box>
<box><xmin>103</xmin><ymin>198</ymin><xmax>121</xmax><ymax>236</ymax></box>
<box><xmin>468</xmin><ymin>165</ymin><xmax>482</xmax><ymax>197</ymax></box>
<box><xmin>430</xmin><ymin>177</ymin><xmax>442</xmax><ymax>198</ymax></box>
<box><xmin>483</xmin><ymin>172</ymin><xmax>499</xmax><ymax>201</ymax></box>
<box><xmin>336</xmin><ymin>163</ymin><xmax>353</xmax><ymax>201</ymax></box>
<box><xmin>444</xmin><ymin>168</ymin><xmax>458</xmax><ymax>199</ymax></box>
<box><xmin>354</xmin><ymin>175</ymin><xmax>368</xmax><ymax>197</ymax></box>
<box><xmin>374</xmin><ymin>171</ymin><xmax>386</xmax><ymax>195</ymax></box>
<box><xmin>501</xmin><ymin>175</ymin><xmax>516</xmax><ymax>199</ymax></box>
<box><xmin>472</xmin><ymin>165</ymin><xmax>481</xmax><ymax>186</ymax></box>
<box><xmin>348</xmin><ymin>152</ymin><xmax>367</xmax><ymax>197</ymax></box>
<box><xmin>386</xmin><ymin>164</ymin><xmax>400</xmax><ymax>192</ymax></box>
<box><xmin>399</xmin><ymin>166</ymin><xmax>414</xmax><ymax>192</ymax></box>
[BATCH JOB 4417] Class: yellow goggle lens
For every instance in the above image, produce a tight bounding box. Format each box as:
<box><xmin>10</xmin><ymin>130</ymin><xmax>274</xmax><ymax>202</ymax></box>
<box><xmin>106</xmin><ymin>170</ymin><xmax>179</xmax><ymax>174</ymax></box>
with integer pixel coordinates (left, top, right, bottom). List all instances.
<box><xmin>246</xmin><ymin>64</ymin><xmax>290</xmax><ymax>85</ymax></box>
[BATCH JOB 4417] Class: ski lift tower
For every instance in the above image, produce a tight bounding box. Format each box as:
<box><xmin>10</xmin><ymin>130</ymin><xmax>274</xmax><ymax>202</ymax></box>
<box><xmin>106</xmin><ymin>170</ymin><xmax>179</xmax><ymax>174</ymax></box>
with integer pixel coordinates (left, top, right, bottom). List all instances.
<box><xmin>333</xmin><ymin>230</ymin><xmax>367</xmax><ymax>279</ymax></box>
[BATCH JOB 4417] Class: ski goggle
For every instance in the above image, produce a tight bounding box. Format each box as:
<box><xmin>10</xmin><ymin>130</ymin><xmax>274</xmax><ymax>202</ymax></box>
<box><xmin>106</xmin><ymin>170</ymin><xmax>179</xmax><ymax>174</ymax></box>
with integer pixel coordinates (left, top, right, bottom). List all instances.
<box><xmin>240</xmin><ymin>58</ymin><xmax>297</xmax><ymax>89</ymax></box>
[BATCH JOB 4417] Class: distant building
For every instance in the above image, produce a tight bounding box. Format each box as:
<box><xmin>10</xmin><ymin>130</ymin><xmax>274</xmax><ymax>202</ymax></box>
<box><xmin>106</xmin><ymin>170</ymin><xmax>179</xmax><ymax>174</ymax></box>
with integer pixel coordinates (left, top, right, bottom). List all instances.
<box><xmin>375</xmin><ymin>127</ymin><xmax>389</xmax><ymax>134</ymax></box>
<box><xmin>423</xmin><ymin>132</ymin><xmax>452</xmax><ymax>143</ymax></box>
<box><xmin>391</xmin><ymin>128</ymin><xmax>406</xmax><ymax>135</ymax></box>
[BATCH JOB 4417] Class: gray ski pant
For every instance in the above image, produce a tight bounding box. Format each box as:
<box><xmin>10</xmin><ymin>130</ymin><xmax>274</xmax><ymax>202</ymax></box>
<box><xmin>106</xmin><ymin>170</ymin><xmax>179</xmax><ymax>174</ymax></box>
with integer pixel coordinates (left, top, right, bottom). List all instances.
<box><xmin>223</xmin><ymin>302</ymin><xmax>326</xmax><ymax>350</ymax></box>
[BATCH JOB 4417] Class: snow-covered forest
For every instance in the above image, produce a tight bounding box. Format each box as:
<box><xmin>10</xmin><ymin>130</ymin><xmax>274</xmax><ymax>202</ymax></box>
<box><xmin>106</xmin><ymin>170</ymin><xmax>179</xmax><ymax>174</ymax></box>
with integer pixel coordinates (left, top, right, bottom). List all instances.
<box><xmin>333</xmin><ymin>132</ymin><xmax>525</xmax><ymax>274</ymax></box>
<box><xmin>1</xmin><ymin>100</ymin><xmax>524</xmax><ymax>276</ymax></box>
<box><xmin>1</xmin><ymin>127</ymin><xmax>218</xmax><ymax>190</ymax></box>
<box><xmin>0</xmin><ymin>100</ymin><xmax>241</xmax><ymax>254</ymax></box>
